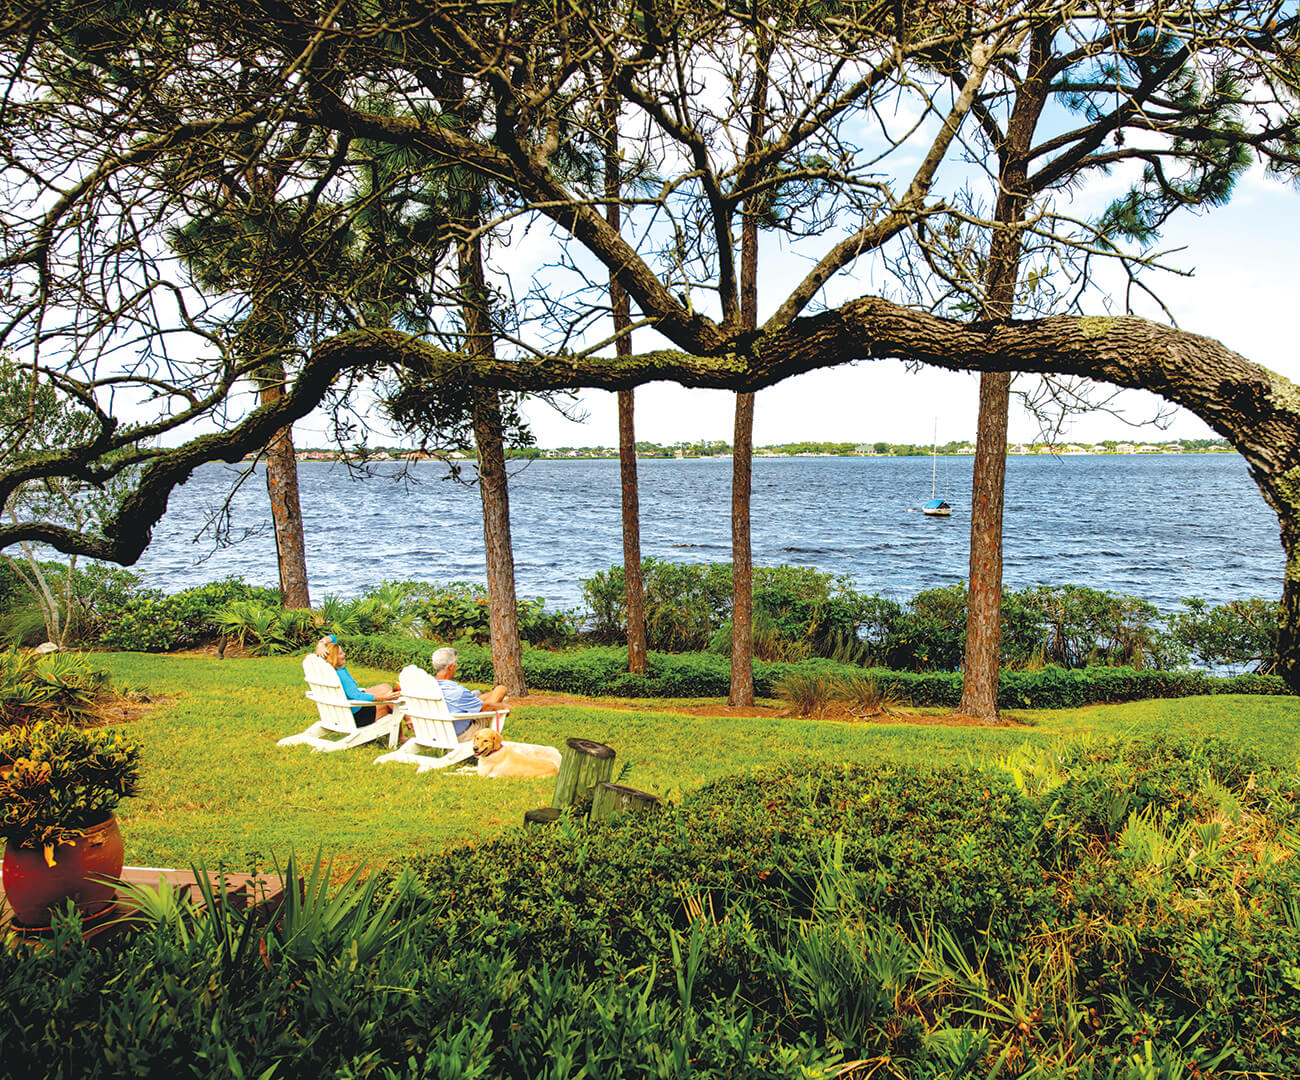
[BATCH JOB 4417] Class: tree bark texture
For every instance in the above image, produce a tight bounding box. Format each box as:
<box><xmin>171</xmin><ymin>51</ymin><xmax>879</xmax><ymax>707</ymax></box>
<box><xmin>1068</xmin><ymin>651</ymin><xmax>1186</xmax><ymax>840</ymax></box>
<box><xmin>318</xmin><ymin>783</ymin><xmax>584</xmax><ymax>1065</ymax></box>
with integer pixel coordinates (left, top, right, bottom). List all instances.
<box><xmin>962</xmin><ymin>371</ymin><xmax>1010</xmax><ymax>717</ymax></box>
<box><xmin>728</xmin><ymin>33</ymin><xmax>769</xmax><ymax>709</ymax></box>
<box><xmin>617</xmin><ymin>389</ymin><xmax>647</xmax><ymax>674</ymax></box>
<box><xmin>257</xmin><ymin>373</ymin><xmax>311</xmax><ymax>610</ymax></box>
<box><xmin>459</xmin><ymin>234</ymin><xmax>527</xmax><ymax>696</ymax></box>
<box><xmin>603</xmin><ymin>92</ymin><xmax>648</xmax><ymax>675</ymax></box>
<box><xmin>960</xmin><ymin>27</ymin><xmax>1050</xmax><ymax>722</ymax></box>
<box><xmin>730</xmin><ymin>391</ymin><xmax>756</xmax><ymax>705</ymax></box>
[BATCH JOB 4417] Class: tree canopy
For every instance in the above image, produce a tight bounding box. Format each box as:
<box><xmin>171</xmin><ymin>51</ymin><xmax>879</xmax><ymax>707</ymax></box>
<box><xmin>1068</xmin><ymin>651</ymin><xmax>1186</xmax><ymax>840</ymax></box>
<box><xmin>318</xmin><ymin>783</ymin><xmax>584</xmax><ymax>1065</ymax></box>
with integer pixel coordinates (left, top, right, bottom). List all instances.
<box><xmin>2</xmin><ymin>0</ymin><xmax>1299</xmax><ymax>684</ymax></box>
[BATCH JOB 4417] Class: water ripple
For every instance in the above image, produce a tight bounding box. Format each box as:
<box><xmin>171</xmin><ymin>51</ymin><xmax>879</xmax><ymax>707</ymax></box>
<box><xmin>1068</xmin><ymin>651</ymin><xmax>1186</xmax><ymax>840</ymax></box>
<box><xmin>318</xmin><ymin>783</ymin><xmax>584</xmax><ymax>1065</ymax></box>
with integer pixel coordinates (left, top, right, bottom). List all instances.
<box><xmin>130</xmin><ymin>455</ymin><xmax>1283</xmax><ymax>612</ymax></box>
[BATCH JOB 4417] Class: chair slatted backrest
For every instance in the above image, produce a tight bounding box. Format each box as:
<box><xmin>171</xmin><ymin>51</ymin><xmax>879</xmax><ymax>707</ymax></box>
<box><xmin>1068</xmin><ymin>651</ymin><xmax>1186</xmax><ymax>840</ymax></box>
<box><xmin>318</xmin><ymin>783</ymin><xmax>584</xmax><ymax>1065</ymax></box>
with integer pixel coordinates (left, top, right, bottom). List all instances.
<box><xmin>302</xmin><ymin>654</ymin><xmax>360</xmax><ymax>733</ymax></box>
<box><xmin>398</xmin><ymin>665</ymin><xmax>461</xmax><ymax>750</ymax></box>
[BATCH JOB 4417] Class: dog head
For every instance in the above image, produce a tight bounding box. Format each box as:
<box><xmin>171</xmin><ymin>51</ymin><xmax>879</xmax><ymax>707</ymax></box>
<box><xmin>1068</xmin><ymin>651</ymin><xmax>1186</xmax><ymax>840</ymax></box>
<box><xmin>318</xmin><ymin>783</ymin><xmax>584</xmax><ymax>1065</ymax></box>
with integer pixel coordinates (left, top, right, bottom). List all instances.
<box><xmin>472</xmin><ymin>728</ymin><xmax>504</xmax><ymax>757</ymax></box>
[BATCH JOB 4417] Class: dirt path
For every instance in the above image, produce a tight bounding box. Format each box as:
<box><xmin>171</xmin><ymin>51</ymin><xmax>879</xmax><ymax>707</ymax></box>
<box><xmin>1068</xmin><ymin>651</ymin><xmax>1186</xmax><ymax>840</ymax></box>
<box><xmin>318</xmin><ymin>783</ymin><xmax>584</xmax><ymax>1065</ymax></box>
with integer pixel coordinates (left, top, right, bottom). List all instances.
<box><xmin>509</xmin><ymin>691</ymin><xmax>1016</xmax><ymax>727</ymax></box>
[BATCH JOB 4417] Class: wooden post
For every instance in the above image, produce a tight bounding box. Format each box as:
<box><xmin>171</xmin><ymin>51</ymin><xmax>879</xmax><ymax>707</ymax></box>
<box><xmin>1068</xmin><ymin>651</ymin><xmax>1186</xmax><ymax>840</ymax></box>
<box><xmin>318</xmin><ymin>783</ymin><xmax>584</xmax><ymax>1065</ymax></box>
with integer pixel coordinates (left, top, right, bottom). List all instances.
<box><xmin>551</xmin><ymin>738</ymin><xmax>616</xmax><ymax>810</ymax></box>
<box><xmin>523</xmin><ymin>807</ymin><xmax>562</xmax><ymax>827</ymax></box>
<box><xmin>590</xmin><ymin>782</ymin><xmax>660</xmax><ymax>822</ymax></box>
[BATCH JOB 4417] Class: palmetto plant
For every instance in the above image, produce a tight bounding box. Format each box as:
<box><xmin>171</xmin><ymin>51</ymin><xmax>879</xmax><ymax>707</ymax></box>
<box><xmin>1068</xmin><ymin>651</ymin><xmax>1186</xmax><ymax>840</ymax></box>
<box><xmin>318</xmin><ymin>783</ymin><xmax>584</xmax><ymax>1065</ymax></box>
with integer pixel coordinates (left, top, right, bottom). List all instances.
<box><xmin>113</xmin><ymin>852</ymin><xmax>433</xmax><ymax>985</ymax></box>
<box><xmin>213</xmin><ymin>599</ymin><xmax>293</xmax><ymax>655</ymax></box>
<box><xmin>772</xmin><ymin>670</ymin><xmax>836</xmax><ymax>716</ymax></box>
<box><xmin>0</xmin><ymin>648</ymin><xmax>108</xmax><ymax>728</ymax></box>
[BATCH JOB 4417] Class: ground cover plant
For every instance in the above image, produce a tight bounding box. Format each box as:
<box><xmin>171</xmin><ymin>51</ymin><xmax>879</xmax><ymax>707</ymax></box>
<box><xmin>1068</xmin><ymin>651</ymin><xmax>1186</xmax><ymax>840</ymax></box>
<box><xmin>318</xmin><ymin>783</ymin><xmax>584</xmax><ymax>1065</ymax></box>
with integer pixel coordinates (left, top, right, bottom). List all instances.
<box><xmin>3</xmin><ymin>732</ymin><xmax>1298</xmax><ymax>1078</ymax></box>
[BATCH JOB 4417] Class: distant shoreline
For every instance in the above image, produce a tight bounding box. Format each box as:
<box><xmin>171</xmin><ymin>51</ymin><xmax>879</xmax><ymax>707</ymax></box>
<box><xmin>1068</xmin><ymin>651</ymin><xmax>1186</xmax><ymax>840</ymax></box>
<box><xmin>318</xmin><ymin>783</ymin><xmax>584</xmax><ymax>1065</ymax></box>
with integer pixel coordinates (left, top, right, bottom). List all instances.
<box><xmin>280</xmin><ymin>443</ymin><xmax>1234</xmax><ymax>463</ymax></box>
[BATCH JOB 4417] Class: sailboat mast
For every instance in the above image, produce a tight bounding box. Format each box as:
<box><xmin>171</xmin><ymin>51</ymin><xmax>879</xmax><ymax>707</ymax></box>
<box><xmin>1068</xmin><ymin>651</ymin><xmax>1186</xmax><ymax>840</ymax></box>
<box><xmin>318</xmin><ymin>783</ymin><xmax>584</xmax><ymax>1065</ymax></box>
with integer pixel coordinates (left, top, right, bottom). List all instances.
<box><xmin>931</xmin><ymin>421</ymin><xmax>938</xmax><ymax>498</ymax></box>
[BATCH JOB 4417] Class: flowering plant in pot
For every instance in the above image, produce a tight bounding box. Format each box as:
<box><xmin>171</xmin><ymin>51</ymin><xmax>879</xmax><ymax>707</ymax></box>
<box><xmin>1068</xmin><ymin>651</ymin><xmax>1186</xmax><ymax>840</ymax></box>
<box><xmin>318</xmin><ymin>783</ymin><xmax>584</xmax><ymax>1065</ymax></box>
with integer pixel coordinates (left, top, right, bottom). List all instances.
<box><xmin>0</xmin><ymin>721</ymin><xmax>141</xmax><ymax>926</ymax></box>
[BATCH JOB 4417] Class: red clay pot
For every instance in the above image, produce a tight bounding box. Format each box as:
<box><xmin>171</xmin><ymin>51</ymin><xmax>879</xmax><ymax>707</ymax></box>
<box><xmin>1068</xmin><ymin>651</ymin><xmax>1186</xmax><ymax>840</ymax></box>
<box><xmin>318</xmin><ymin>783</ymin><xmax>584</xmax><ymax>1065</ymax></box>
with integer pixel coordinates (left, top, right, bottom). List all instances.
<box><xmin>2</xmin><ymin>814</ymin><xmax>124</xmax><ymax>927</ymax></box>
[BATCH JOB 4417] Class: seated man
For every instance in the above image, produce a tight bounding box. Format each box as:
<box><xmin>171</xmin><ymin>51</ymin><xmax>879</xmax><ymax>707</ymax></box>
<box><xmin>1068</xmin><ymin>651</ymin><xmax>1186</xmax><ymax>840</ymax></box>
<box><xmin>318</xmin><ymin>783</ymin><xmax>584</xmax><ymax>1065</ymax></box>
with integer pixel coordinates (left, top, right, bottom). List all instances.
<box><xmin>431</xmin><ymin>646</ymin><xmax>509</xmax><ymax>740</ymax></box>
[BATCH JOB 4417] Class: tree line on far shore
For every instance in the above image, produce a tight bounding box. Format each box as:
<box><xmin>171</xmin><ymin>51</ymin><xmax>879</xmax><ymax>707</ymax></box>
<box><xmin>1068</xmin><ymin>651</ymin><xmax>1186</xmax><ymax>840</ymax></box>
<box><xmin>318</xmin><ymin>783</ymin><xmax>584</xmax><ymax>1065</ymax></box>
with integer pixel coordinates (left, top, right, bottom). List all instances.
<box><xmin>282</xmin><ymin>437</ymin><xmax>1234</xmax><ymax>461</ymax></box>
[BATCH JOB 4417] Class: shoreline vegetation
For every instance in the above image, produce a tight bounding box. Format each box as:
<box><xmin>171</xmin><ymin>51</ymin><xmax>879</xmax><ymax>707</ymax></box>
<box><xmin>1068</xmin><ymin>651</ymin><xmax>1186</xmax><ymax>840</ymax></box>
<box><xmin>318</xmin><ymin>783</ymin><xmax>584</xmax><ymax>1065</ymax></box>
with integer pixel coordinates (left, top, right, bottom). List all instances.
<box><xmin>273</xmin><ymin>437</ymin><xmax>1232</xmax><ymax>463</ymax></box>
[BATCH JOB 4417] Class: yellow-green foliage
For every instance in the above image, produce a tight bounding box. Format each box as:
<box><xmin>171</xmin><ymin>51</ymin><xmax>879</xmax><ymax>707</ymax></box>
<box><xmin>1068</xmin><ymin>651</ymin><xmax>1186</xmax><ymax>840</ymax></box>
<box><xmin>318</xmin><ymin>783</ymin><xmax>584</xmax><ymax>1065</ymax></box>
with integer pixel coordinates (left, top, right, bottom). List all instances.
<box><xmin>0</xmin><ymin>720</ymin><xmax>141</xmax><ymax>847</ymax></box>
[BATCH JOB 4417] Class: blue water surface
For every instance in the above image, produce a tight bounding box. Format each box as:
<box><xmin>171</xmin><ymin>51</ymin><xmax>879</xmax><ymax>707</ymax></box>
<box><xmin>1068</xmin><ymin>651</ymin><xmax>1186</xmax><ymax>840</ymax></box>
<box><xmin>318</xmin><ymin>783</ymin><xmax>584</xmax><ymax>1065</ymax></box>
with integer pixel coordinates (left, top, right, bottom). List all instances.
<box><xmin>132</xmin><ymin>454</ymin><xmax>1281</xmax><ymax>613</ymax></box>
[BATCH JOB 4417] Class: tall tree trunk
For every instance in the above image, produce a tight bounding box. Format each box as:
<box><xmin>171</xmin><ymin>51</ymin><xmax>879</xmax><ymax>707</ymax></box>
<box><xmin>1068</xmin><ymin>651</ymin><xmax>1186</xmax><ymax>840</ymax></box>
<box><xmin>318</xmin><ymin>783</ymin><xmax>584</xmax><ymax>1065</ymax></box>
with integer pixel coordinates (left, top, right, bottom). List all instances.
<box><xmin>962</xmin><ymin>372</ymin><xmax>1009</xmax><ymax>717</ymax></box>
<box><xmin>960</xmin><ymin>31</ymin><xmax>1051</xmax><ymax>721</ymax></box>
<box><xmin>727</xmin><ymin>29</ymin><xmax>771</xmax><ymax>707</ymax></box>
<box><xmin>729</xmin><ymin>391</ymin><xmax>755</xmax><ymax>704</ymax></box>
<box><xmin>257</xmin><ymin>370</ymin><xmax>311</xmax><ymax>609</ymax></box>
<box><xmin>459</xmin><ymin>233</ymin><xmax>527</xmax><ymax>695</ymax></box>
<box><xmin>603</xmin><ymin>82</ymin><xmax>647</xmax><ymax>674</ymax></box>
<box><xmin>617</xmin><ymin>389</ymin><xmax>647</xmax><ymax>673</ymax></box>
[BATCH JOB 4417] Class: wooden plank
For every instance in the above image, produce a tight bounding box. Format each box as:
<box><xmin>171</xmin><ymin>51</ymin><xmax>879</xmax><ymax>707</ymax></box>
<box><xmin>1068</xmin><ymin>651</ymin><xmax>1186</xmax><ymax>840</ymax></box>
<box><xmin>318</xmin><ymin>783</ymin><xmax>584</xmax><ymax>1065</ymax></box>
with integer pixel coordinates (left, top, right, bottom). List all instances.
<box><xmin>3</xmin><ymin>866</ymin><xmax>289</xmax><ymax>945</ymax></box>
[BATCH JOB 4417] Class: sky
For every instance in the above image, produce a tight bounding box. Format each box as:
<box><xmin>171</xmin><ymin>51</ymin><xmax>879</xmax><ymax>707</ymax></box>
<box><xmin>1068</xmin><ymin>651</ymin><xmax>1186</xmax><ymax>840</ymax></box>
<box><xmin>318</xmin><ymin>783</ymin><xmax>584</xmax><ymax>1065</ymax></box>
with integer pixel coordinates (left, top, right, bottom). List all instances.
<box><xmin>500</xmin><ymin>166</ymin><xmax>1300</xmax><ymax>450</ymax></box>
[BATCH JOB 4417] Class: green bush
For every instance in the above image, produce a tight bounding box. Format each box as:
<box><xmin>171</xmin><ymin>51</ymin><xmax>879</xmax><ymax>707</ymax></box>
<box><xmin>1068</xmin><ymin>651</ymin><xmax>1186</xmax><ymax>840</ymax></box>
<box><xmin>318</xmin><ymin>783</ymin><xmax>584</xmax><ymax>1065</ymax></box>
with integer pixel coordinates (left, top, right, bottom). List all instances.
<box><xmin>1168</xmin><ymin>595</ymin><xmax>1280</xmax><ymax>674</ymax></box>
<box><xmin>0</xmin><ymin>648</ymin><xmax>111</xmax><ymax>728</ymax></box>
<box><xmin>95</xmin><ymin>578</ymin><xmax>282</xmax><ymax>652</ymax></box>
<box><xmin>338</xmin><ymin>638</ymin><xmax>1291</xmax><ymax>706</ymax></box>
<box><xmin>4</xmin><ymin>741</ymin><xmax>1300</xmax><ymax>1076</ymax></box>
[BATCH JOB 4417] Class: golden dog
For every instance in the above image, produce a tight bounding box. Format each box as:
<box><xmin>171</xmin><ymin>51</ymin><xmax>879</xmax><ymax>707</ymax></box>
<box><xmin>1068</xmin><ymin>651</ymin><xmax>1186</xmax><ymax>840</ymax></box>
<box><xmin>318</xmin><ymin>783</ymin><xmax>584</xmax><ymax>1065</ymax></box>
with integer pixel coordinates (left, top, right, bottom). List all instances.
<box><xmin>467</xmin><ymin>728</ymin><xmax>561</xmax><ymax>779</ymax></box>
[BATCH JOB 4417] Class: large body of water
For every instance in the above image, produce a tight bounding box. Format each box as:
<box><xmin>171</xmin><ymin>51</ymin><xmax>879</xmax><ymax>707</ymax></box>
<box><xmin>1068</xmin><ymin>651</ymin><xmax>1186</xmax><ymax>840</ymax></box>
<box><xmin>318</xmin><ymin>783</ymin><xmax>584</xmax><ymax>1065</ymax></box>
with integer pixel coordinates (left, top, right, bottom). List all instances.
<box><xmin>132</xmin><ymin>454</ymin><xmax>1282</xmax><ymax>613</ymax></box>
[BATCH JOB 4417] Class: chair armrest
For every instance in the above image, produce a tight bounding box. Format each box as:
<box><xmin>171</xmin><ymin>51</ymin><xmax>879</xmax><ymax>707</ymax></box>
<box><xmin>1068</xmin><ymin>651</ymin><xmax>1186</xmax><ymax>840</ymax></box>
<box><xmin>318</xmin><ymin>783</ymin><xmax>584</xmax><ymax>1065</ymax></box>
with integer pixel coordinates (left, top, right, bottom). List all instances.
<box><xmin>306</xmin><ymin>690</ymin><xmax>390</xmax><ymax>708</ymax></box>
<box><xmin>450</xmin><ymin>709</ymin><xmax>508</xmax><ymax>721</ymax></box>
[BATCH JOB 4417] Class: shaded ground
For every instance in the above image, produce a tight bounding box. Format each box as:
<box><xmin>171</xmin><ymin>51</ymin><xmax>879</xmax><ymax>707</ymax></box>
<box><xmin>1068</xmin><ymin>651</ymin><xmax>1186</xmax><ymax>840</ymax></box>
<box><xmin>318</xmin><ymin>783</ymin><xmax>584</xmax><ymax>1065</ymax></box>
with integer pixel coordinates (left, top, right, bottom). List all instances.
<box><xmin>511</xmin><ymin>691</ymin><xmax>1020</xmax><ymax>727</ymax></box>
<box><xmin>88</xmin><ymin>692</ymin><xmax>175</xmax><ymax>728</ymax></box>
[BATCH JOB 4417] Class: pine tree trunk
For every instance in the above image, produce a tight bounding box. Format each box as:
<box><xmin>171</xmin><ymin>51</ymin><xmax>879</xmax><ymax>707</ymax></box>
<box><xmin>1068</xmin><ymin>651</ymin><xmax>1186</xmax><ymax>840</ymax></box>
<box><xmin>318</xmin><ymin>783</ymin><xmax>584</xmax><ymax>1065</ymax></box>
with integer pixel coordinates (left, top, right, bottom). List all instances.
<box><xmin>602</xmin><ymin>93</ymin><xmax>647</xmax><ymax>675</ymax></box>
<box><xmin>258</xmin><ymin>368</ymin><xmax>311</xmax><ymax>610</ymax></box>
<box><xmin>471</xmin><ymin>392</ymin><xmax>526</xmax><ymax>695</ymax></box>
<box><xmin>959</xmin><ymin>30</ymin><xmax>1050</xmax><ymax>722</ymax></box>
<box><xmin>727</xmin><ymin>33</ymin><xmax>770</xmax><ymax>709</ymax></box>
<box><xmin>729</xmin><ymin>391</ymin><xmax>756</xmax><ymax>705</ymax></box>
<box><xmin>962</xmin><ymin>371</ymin><xmax>1010</xmax><ymax>718</ymax></box>
<box><xmin>460</xmin><ymin>233</ymin><xmax>526</xmax><ymax>696</ymax></box>
<box><xmin>258</xmin><ymin>374</ymin><xmax>311</xmax><ymax>609</ymax></box>
<box><xmin>618</xmin><ymin>389</ymin><xmax>647</xmax><ymax>674</ymax></box>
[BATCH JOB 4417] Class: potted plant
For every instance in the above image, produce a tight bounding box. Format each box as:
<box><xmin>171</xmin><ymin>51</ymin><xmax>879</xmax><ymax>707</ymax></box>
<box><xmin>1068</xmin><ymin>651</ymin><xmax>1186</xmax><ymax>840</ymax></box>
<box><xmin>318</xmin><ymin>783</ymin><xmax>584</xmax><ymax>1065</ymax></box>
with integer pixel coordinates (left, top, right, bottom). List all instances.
<box><xmin>0</xmin><ymin>721</ymin><xmax>141</xmax><ymax>927</ymax></box>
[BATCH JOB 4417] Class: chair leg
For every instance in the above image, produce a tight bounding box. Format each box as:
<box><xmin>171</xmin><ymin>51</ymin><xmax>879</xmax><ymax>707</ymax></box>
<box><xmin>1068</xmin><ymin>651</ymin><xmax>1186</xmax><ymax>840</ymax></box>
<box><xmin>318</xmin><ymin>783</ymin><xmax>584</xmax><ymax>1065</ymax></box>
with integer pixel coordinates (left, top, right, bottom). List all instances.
<box><xmin>415</xmin><ymin>743</ymin><xmax>476</xmax><ymax>774</ymax></box>
<box><xmin>277</xmin><ymin>722</ymin><xmax>329</xmax><ymax>747</ymax></box>
<box><xmin>374</xmin><ymin>738</ymin><xmax>423</xmax><ymax>767</ymax></box>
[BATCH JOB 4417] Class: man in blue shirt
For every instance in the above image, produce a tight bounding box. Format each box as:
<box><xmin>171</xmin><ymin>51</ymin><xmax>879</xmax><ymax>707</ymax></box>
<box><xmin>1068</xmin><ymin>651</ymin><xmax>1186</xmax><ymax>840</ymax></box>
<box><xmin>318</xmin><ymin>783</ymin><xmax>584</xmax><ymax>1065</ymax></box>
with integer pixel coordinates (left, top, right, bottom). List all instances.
<box><xmin>431</xmin><ymin>646</ymin><xmax>509</xmax><ymax>736</ymax></box>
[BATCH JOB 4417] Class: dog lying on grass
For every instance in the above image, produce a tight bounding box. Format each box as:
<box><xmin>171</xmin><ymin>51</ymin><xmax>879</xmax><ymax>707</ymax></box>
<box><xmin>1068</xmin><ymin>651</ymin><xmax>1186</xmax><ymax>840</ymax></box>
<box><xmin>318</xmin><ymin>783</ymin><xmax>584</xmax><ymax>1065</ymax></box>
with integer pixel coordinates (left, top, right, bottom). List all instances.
<box><xmin>464</xmin><ymin>728</ymin><xmax>562</xmax><ymax>779</ymax></box>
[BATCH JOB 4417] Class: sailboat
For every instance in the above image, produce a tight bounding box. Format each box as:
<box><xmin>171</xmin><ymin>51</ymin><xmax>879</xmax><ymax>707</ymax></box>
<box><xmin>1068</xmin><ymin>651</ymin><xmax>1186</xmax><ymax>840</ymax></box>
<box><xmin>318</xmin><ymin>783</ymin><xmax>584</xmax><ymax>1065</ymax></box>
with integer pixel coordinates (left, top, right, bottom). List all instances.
<box><xmin>923</xmin><ymin>424</ymin><xmax>952</xmax><ymax>517</ymax></box>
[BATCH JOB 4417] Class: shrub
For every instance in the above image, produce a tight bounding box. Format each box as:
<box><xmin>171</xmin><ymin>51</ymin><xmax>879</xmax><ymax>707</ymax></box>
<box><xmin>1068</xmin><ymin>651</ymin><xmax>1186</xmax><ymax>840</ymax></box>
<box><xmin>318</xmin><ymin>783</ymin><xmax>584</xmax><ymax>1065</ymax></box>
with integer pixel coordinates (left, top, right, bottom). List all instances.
<box><xmin>4</xmin><ymin>744</ymin><xmax>1300</xmax><ymax>1075</ymax></box>
<box><xmin>96</xmin><ymin>578</ymin><xmax>282</xmax><ymax>652</ymax></box>
<box><xmin>0</xmin><ymin>648</ymin><xmax>111</xmax><ymax>728</ymax></box>
<box><xmin>1168</xmin><ymin>595</ymin><xmax>1280</xmax><ymax>674</ymax></box>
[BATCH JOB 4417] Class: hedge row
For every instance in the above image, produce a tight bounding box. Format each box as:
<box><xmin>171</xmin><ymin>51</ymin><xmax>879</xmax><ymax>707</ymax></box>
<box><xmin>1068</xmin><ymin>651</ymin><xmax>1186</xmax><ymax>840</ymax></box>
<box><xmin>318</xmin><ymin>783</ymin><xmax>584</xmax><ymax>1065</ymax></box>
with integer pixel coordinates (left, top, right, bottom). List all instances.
<box><xmin>340</xmin><ymin>635</ymin><xmax>1291</xmax><ymax>708</ymax></box>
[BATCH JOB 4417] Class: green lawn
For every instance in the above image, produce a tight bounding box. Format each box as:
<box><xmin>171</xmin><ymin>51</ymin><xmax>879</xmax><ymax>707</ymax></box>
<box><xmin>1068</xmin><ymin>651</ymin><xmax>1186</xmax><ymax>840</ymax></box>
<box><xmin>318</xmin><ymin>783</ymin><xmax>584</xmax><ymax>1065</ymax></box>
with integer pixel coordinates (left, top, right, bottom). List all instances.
<box><xmin>96</xmin><ymin>651</ymin><xmax>1300</xmax><ymax>874</ymax></box>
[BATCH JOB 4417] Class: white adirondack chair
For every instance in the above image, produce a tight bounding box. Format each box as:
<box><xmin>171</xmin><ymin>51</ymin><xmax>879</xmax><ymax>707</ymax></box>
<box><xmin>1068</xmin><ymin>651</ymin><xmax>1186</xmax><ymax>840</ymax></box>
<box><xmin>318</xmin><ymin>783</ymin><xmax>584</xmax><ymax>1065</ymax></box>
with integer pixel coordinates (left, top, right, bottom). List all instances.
<box><xmin>278</xmin><ymin>654</ymin><xmax>404</xmax><ymax>752</ymax></box>
<box><xmin>373</xmin><ymin>664</ymin><xmax>508</xmax><ymax>773</ymax></box>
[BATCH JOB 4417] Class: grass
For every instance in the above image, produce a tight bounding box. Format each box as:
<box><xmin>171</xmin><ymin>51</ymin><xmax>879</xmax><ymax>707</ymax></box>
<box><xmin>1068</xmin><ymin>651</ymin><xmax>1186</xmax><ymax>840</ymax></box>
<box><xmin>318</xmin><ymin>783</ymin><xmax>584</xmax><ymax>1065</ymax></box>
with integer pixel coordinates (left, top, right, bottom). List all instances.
<box><xmin>94</xmin><ymin>651</ymin><xmax>1300</xmax><ymax>874</ymax></box>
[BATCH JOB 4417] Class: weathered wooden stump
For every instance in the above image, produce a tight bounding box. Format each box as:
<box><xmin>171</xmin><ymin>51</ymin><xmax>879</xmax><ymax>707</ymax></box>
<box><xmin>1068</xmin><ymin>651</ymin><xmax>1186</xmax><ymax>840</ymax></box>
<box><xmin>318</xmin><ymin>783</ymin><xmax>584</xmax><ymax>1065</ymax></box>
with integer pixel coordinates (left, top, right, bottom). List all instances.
<box><xmin>551</xmin><ymin>738</ymin><xmax>616</xmax><ymax>810</ymax></box>
<box><xmin>523</xmin><ymin>807</ymin><xmax>562</xmax><ymax>827</ymax></box>
<box><xmin>590</xmin><ymin>782</ymin><xmax>660</xmax><ymax>822</ymax></box>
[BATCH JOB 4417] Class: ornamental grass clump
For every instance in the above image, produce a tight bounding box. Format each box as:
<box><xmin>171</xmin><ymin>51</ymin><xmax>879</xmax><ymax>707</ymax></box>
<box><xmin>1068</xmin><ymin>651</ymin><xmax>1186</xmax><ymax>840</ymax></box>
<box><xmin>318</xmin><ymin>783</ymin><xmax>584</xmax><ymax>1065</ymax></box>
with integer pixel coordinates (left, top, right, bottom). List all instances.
<box><xmin>0</xmin><ymin>721</ymin><xmax>141</xmax><ymax>852</ymax></box>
